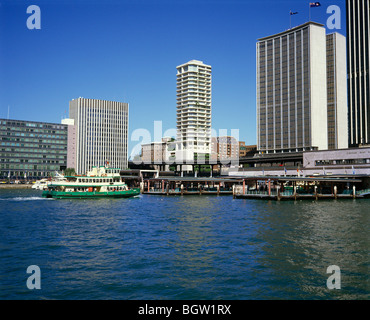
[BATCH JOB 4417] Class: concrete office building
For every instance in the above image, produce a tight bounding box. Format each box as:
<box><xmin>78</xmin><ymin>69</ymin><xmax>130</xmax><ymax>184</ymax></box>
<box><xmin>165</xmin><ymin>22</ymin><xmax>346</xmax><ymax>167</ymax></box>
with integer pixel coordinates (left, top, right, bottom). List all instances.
<box><xmin>326</xmin><ymin>32</ymin><xmax>348</xmax><ymax>150</ymax></box>
<box><xmin>347</xmin><ymin>0</ymin><xmax>370</xmax><ymax>147</ymax></box>
<box><xmin>257</xmin><ymin>22</ymin><xmax>329</xmax><ymax>154</ymax></box>
<box><xmin>67</xmin><ymin>98</ymin><xmax>129</xmax><ymax>174</ymax></box>
<box><xmin>176</xmin><ymin>60</ymin><xmax>212</xmax><ymax>167</ymax></box>
<box><xmin>0</xmin><ymin>118</ymin><xmax>68</xmax><ymax>179</ymax></box>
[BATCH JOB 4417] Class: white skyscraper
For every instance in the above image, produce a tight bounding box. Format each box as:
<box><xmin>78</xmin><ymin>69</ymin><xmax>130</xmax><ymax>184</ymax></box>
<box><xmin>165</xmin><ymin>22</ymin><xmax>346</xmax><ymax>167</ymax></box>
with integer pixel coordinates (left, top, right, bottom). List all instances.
<box><xmin>68</xmin><ymin>98</ymin><xmax>129</xmax><ymax>174</ymax></box>
<box><xmin>256</xmin><ymin>22</ymin><xmax>341</xmax><ymax>154</ymax></box>
<box><xmin>326</xmin><ymin>32</ymin><xmax>348</xmax><ymax>150</ymax></box>
<box><xmin>176</xmin><ymin>60</ymin><xmax>212</xmax><ymax>166</ymax></box>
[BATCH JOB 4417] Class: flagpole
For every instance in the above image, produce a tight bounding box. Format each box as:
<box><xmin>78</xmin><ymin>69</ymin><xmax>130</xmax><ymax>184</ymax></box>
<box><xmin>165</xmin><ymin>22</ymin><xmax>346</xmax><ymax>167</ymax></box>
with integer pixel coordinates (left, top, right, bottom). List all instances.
<box><xmin>289</xmin><ymin>11</ymin><xmax>298</xmax><ymax>29</ymax></box>
<box><xmin>309</xmin><ymin>4</ymin><xmax>311</xmax><ymax>21</ymax></box>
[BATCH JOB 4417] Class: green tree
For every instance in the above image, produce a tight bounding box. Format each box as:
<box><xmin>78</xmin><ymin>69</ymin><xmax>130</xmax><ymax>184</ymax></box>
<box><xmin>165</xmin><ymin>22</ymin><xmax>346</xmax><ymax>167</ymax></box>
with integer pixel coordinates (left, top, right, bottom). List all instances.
<box><xmin>64</xmin><ymin>168</ymin><xmax>76</xmax><ymax>176</ymax></box>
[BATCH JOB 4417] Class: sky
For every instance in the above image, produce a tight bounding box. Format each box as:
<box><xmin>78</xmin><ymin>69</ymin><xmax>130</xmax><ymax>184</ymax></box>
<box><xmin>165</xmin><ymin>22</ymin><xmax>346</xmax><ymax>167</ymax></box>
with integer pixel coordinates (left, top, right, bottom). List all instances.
<box><xmin>0</xmin><ymin>0</ymin><xmax>346</xmax><ymax>158</ymax></box>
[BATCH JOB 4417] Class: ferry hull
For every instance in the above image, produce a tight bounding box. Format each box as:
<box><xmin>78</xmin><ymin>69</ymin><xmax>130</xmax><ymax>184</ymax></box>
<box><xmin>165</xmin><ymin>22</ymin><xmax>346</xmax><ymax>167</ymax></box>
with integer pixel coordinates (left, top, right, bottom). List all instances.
<box><xmin>42</xmin><ymin>188</ymin><xmax>140</xmax><ymax>199</ymax></box>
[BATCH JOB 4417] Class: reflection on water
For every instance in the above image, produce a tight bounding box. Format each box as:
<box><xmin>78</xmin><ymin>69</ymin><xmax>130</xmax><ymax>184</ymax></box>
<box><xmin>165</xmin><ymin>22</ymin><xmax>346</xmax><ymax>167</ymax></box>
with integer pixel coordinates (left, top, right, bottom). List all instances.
<box><xmin>0</xmin><ymin>189</ymin><xmax>368</xmax><ymax>300</ymax></box>
<box><xmin>166</xmin><ymin>197</ymin><xmax>218</xmax><ymax>292</ymax></box>
<box><xmin>250</xmin><ymin>201</ymin><xmax>370</xmax><ymax>299</ymax></box>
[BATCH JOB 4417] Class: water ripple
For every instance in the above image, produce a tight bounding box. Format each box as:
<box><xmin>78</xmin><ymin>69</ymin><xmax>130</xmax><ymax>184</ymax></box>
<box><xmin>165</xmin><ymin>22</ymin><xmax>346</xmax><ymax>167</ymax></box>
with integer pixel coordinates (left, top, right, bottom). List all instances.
<box><xmin>0</xmin><ymin>189</ymin><xmax>369</xmax><ymax>300</ymax></box>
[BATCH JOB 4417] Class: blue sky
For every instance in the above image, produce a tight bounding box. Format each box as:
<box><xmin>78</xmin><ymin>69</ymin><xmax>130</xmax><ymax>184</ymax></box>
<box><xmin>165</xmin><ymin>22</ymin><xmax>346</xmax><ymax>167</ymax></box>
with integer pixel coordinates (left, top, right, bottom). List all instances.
<box><xmin>0</xmin><ymin>0</ymin><xmax>346</xmax><ymax>157</ymax></box>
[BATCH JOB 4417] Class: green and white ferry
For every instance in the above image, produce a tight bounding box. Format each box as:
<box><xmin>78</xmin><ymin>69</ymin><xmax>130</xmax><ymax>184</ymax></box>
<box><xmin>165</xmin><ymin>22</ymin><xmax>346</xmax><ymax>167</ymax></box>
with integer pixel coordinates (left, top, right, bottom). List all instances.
<box><xmin>42</xmin><ymin>166</ymin><xmax>140</xmax><ymax>199</ymax></box>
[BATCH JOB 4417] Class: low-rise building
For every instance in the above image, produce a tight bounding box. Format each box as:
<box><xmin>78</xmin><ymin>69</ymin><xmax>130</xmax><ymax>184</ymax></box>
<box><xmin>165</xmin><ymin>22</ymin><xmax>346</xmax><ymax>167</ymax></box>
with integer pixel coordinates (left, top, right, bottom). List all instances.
<box><xmin>0</xmin><ymin>118</ymin><xmax>68</xmax><ymax>179</ymax></box>
<box><xmin>228</xmin><ymin>147</ymin><xmax>370</xmax><ymax>177</ymax></box>
<box><xmin>211</xmin><ymin>136</ymin><xmax>239</xmax><ymax>161</ymax></box>
<box><xmin>303</xmin><ymin>147</ymin><xmax>370</xmax><ymax>176</ymax></box>
<box><xmin>141</xmin><ymin>137</ymin><xmax>176</xmax><ymax>165</ymax></box>
<box><xmin>239</xmin><ymin>142</ymin><xmax>257</xmax><ymax>158</ymax></box>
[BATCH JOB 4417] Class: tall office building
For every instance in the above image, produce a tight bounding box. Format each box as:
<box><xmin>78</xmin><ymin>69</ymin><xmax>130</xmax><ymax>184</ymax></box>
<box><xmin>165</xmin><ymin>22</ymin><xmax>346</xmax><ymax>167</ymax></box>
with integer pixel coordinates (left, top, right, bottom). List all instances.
<box><xmin>0</xmin><ymin>118</ymin><xmax>68</xmax><ymax>178</ymax></box>
<box><xmin>257</xmin><ymin>22</ymin><xmax>347</xmax><ymax>154</ymax></box>
<box><xmin>326</xmin><ymin>33</ymin><xmax>348</xmax><ymax>150</ymax></box>
<box><xmin>176</xmin><ymin>60</ymin><xmax>212</xmax><ymax>164</ymax></box>
<box><xmin>68</xmin><ymin>98</ymin><xmax>129</xmax><ymax>174</ymax></box>
<box><xmin>347</xmin><ymin>0</ymin><xmax>370</xmax><ymax>147</ymax></box>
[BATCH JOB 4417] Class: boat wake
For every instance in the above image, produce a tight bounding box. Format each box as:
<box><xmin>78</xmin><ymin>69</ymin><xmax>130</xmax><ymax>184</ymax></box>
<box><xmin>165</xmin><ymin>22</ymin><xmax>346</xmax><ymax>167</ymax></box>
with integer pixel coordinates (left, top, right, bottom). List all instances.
<box><xmin>0</xmin><ymin>197</ymin><xmax>53</xmax><ymax>201</ymax></box>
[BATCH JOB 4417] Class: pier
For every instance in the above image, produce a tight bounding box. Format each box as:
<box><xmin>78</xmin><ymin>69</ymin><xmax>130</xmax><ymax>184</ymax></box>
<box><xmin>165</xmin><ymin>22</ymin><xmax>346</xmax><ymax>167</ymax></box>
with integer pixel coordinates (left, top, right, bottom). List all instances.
<box><xmin>232</xmin><ymin>176</ymin><xmax>370</xmax><ymax>200</ymax></box>
<box><xmin>139</xmin><ymin>174</ymin><xmax>370</xmax><ymax>200</ymax></box>
<box><xmin>141</xmin><ymin>177</ymin><xmax>243</xmax><ymax>196</ymax></box>
<box><xmin>127</xmin><ymin>167</ymin><xmax>370</xmax><ymax>200</ymax></box>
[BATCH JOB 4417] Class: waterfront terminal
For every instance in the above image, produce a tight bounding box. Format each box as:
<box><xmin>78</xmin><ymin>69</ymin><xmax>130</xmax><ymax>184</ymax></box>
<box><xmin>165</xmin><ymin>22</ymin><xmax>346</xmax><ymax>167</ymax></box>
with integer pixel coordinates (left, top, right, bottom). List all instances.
<box><xmin>124</xmin><ymin>147</ymin><xmax>370</xmax><ymax>201</ymax></box>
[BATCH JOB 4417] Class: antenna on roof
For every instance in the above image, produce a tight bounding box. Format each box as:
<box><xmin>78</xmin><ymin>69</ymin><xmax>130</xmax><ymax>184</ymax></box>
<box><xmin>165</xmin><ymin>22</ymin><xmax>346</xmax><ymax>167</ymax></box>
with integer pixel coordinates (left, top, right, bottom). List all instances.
<box><xmin>7</xmin><ymin>106</ymin><xmax>10</xmax><ymax>119</ymax></box>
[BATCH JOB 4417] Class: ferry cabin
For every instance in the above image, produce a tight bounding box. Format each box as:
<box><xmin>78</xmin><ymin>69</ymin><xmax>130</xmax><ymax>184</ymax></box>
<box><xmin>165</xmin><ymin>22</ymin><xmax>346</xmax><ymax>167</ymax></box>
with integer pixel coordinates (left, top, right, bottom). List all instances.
<box><xmin>46</xmin><ymin>167</ymin><xmax>128</xmax><ymax>193</ymax></box>
<box><xmin>47</xmin><ymin>184</ymin><xmax>130</xmax><ymax>193</ymax></box>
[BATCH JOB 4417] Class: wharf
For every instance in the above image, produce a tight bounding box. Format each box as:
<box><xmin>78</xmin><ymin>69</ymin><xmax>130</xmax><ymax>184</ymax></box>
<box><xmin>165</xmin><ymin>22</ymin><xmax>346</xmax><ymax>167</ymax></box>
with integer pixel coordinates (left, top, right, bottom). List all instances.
<box><xmin>232</xmin><ymin>176</ymin><xmax>370</xmax><ymax>200</ymax></box>
<box><xmin>142</xmin><ymin>177</ymin><xmax>243</xmax><ymax>196</ymax></box>
<box><xmin>140</xmin><ymin>174</ymin><xmax>370</xmax><ymax>200</ymax></box>
<box><xmin>234</xmin><ymin>192</ymin><xmax>361</xmax><ymax>201</ymax></box>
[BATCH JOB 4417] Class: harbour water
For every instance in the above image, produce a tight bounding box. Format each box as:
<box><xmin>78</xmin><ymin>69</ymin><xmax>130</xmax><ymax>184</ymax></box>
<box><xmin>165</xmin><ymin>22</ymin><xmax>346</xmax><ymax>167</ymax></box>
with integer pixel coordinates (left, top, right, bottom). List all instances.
<box><xmin>0</xmin><ymin>188</ymin><xmax>368</xmax><ymax>300</ymax></box>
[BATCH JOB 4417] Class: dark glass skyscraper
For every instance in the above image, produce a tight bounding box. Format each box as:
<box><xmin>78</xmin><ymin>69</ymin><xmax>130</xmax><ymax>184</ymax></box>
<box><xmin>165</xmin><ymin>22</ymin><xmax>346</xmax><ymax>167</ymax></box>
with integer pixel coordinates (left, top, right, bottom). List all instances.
<box><xmin>347</xmin><ymin>0</ymin><xmax>370</xmax><ymax>147</ymax></box>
